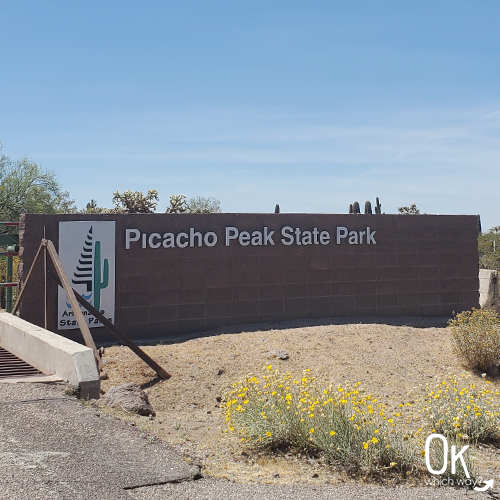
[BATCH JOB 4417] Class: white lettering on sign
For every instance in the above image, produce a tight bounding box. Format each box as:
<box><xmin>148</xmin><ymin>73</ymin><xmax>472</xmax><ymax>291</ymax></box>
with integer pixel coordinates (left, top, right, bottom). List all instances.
<box><xmin>125</xmin><ymin>228</ymin><xmax>140</xmax><ymax>249</ymax></box>
<box><xmin>336</xmin><ymin>226</ymin><xmax>376</xmax><ymax>245</ymax></box>
<box><xmin>225</xmin><ymin>227</ymin><xmax>275</xmax><ymax>247</ymax></box>
<box><xmin>125</xmin><ymin>226</ymin><xmax>377</xmax><ymax>249</ymax></box>
<box><xmin>280</xmin><ymin>226</ymin><xmax>331</xmax><ymax>246</ymax></box>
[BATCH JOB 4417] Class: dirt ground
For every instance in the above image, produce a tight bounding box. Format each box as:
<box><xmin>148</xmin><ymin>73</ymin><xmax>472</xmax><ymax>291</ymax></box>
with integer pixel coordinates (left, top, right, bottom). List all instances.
<box><xmin>98</xmin><ymin>317</ymin><xmax>500</xmax><ymax>485</ymax></box>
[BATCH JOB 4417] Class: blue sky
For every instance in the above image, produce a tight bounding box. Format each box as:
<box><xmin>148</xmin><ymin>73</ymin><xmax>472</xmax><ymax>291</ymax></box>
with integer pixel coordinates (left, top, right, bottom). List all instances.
<box><xmin>1</xmin><ymin>1</ymin><xmax>499</xmax><ymax>229</ymax></box>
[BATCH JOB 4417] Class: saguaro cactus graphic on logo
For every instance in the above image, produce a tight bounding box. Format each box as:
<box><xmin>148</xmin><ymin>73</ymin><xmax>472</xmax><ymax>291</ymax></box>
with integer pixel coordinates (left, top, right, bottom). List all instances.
<box><xmin>71</xmin><ymin>226</ymin><xmax>109</xmax><ymax>310</ymax></box>
<box><xmin>93</xmin><ymin>240</ymin><xmax>109</xmax><ymax>311</ymax></box>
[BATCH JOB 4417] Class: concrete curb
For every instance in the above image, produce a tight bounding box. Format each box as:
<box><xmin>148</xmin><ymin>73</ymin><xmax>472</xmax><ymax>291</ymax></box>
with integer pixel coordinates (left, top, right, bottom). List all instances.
<box><xmin>0</xmin><ymin>312</ymin><xmax>100</xmax><ymax>399</ymax></box>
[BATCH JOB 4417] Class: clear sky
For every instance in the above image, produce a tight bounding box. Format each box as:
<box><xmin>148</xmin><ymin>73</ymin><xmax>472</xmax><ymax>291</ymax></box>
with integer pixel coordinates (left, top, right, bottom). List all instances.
<box><xmin>1</xmin><ymin>1</ymin><xmax>499</xmax><ymax>230</ymax></box>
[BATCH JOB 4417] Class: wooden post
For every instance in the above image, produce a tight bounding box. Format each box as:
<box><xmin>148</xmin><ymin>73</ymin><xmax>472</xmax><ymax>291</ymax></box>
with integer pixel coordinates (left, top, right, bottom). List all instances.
<box><xmin>44</xmin><ymin>240</ymin><xmax>102</xmax><ymax>370</ymax></box>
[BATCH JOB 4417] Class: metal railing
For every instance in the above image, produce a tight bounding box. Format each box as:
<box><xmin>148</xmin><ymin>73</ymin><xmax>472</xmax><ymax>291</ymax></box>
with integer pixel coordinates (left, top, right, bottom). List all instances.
<box><xmin>0</xmin><ymin>222</ymin><xmax>19</xmax><ymax>312</ymax></box>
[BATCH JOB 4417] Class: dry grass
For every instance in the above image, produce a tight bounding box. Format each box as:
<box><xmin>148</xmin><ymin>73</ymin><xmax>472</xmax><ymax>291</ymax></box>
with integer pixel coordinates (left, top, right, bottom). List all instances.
<box><xmin>97</xmin><ymin>318</ymin><xmax>500</xmax><ymax>485</ymax></box>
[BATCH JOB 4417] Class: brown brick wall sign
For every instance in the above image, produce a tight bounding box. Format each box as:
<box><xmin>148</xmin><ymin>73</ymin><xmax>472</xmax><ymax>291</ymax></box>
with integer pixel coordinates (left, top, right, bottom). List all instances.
<box><xmin>18</xmin><ymin>213</ymin><xmax>480</xmax><ymax>342</ymax></box>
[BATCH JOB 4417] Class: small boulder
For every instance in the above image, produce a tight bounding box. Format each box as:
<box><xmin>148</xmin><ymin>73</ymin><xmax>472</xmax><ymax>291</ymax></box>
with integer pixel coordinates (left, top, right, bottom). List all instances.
<box><xmin>267</xmin><ymin>350</ymin><xmax>289</xmax><ymax>360</ymax></box>
<box><xmin>101</xmin><ymin>382</ymin><xmax>155</xmax><ymax>416</ymax></box>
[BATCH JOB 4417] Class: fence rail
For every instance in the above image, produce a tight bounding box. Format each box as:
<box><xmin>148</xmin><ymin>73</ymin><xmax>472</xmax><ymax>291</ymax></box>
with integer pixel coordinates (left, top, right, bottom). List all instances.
<box><xmin>0</xmin><ymin>222</ymin><xmax>19</xmax><ymax>312</ymax></box>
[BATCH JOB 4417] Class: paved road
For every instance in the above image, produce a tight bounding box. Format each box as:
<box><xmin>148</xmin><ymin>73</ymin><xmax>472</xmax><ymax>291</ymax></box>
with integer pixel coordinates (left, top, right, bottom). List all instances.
<box><xmin>129</xmin><ymin>479</ymin><xmax>487</xmax><ymax>500</ymax></box>
<box><xmin>0</xmin><ymin>382</ymin><xmax>494</xmax><ymax>499</ymax></box>
<box><xmin>0</xmin><ymin>383</ymin><xmax>199</xmax><ymax>499</ymax></box>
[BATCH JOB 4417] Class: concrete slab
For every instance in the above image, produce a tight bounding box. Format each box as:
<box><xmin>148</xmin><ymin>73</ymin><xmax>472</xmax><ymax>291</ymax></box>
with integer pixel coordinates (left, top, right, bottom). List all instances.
<box><xmin>0</xmin><ymin>383</ymin><xmax>200</xmax><ymax>499</ymax></box>
<box><xmin>0</xmin><ymin>313</ymin><xmax>100</xmax><ymax>399</ymax></box>
<box><xmin>0</xmin><ymin>374</ymin><xmax>62</xmax><ymax>384</ymax></box>
<box><xmin>480</xmin><ymin>269</ymin><xmax>499</xmax><ymax>307</ymax></box>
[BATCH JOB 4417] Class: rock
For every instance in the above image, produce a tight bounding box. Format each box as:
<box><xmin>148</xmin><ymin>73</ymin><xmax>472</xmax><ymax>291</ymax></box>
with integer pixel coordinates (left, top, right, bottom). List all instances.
<box><xmin>267</xmin><ymin>350</ymin><xmax>289</xmax><ymax>360</ymax></box>
<box><xmin>217</xmin><ymin>368</ymin><xmax>224</xmax><ymax>376</ymax></box>
<box><xmin>101</xmin><ymin>383</ymin><xmax>155</xmax><ymax>416</ymax></box>
<box><xmin>272</xmin><ymin>471</ymin><xmax>279</xmax><ymax>478</ymax></box>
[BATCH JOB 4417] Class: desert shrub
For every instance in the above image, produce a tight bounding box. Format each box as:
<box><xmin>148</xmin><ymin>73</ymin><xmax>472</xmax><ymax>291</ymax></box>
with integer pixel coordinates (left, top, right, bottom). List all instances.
<box><xmin>223</xmin><ymin>367</ymin><xmax>418</xmax><ymax>475</ymax></box>
<box><xmin>415</xmin><ymin>374</ymin><xmax>500</xmax><ymax>444</ymax></box>
<box><xmin>449</xmin><ymin>309</ymin><xmax>500</xmax><ymax>371</ymax></box>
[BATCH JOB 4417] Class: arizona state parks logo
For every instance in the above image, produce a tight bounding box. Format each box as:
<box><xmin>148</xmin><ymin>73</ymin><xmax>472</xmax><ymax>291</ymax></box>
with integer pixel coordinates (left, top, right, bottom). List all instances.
<box><xmin>58</xmin><ymin>221</ymin><xmax>115</xmax><ymax>330</ymax></box>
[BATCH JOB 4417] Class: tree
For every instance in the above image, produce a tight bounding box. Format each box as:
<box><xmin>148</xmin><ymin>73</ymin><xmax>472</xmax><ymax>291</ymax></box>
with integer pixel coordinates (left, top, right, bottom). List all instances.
<box><xmin>398</xmin><ymin>203</ymin><xmax>420</xmax><ymax>215</ymax></box>
<box><xmin>186</xmin><ymin>196</ymin><xmax>222</xmax><ymax>214</ymax></box>
<box><xmin>0</xmin><ymin>144</ymin><xmax>76</xmax><ymax>220</ymax></box>
<box><xmin>478</xmin><ymin>226</ymin><xmax>500</xmax><ymax>271</ymax></box>
<box><xmin>112</xmin><ymin>189</ymin><xmax>159</xmax><ymax>213</ymax></box>
<box><xmin>166</xmin><ymin>194</ymin><xmax>222</xmax><ymax>214</ymax></box>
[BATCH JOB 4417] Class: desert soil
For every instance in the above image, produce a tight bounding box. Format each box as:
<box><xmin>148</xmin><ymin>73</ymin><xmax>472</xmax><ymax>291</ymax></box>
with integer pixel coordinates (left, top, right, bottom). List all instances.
<box><xmin>98</xmin><ymin>317</ymin><xmax>500</xmax><ymax>485</ymax></box>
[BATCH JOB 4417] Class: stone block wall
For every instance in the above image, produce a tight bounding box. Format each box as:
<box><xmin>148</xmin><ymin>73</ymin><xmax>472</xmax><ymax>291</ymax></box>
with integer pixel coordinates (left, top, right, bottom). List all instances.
<box><xmin>18</xmin><ymin>213</ymin><xmax>480</xmax><ymax>342</ymax></box>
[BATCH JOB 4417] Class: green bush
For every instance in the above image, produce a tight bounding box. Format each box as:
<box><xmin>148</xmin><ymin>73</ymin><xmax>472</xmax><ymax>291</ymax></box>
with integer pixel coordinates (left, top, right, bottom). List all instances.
<box><xmin>449</xmin><ymin>309</ymin><xmax>500</xmax><ymax>371</ymax></box>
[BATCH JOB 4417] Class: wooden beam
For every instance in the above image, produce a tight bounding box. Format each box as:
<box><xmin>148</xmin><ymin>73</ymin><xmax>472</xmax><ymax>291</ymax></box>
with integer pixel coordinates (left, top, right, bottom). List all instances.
<box><xmin>47</xmin><ymin>270</ymin><xmax>171</xmax><ymax>380</ymax></box>
<box><xmin>44</xmin><ymin>240</ymin><xmax>102</xmax><ymax>371</ymax></box>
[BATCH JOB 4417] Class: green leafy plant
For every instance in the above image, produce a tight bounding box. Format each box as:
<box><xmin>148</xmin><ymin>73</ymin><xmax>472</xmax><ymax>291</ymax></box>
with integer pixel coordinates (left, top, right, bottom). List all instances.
<box><xmin>0</xmin><ymin>142</ymin><xmax>76</xmax><ymax>219</ymax></box>
<box><xmin>166</xmin><ymin>194</ymin><xmax>222</xmax><ymax>214</ymax></box>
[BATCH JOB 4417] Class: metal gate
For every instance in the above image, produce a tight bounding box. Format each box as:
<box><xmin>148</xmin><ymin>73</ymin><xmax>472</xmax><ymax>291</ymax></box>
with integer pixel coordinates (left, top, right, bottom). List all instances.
<box><xmin>0</xmin><ymin>346</ymin><xmax>42</xmax><ymax>380</ymax></box>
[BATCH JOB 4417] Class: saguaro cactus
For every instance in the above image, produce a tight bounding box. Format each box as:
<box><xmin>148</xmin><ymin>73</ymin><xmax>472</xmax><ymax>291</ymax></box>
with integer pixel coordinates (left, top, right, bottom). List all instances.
<box><xmin>93</xmin><ymin>241</ymin><xmax>109</xmax><ymax>311</ymax></box>
<box><xmin>275</xmin><ymin>204</ymin><xmax>280</xmax><ymax>213</ymax></box>
<box><xmin>375</xmin><ymin>197</ymin><xmax>382</xmax><ymax>214</ymax></box>
<box><xmin>364</xmin><ymin>201</ymin><xmax>372</xmax><ymax>214</ymax></box>
<box><xmin>352</xmin><ymin>201</ymin><xmax>360</xmax><ymax>214</ymax></box>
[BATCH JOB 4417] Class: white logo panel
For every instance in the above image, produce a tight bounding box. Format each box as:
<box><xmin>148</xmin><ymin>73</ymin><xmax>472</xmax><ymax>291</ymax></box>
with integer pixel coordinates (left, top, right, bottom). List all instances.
<box><xmin>57</xmin><ymin>221</ymin><xmax>115</xmax><ymax>330</ymax></box>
